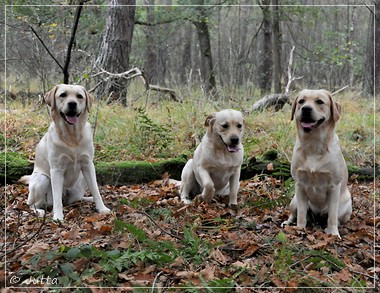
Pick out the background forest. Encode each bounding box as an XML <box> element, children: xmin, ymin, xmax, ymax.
<box><xmin>1</xmin><ymin>0</ymin><xmax>377</xmax><ymax>99</ymax></box>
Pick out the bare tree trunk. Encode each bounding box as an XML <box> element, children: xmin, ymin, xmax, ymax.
<box><xmin>272</xmin><ymin>0</ymin><xmax>281</xmax><ymax>92</ymax></box>
<box><xmin>257</xmin><ymin>0</ymin><xmax>272</xmax><ymax>94</ymax></box>
<box><xmin>144</xmin><ymin>0</ymin><xmax>158</xmax><ymax>84</ymax></box>
<box><xmin>375</xmin><ymin>1</ymin><xmax>380</xmax><ymax>95</ymax></box>
<box><xmin>236</xmin><ymin>3</ymin><xmax>250</xmax><ymax>85</ymax></box>
<box><xmin>95</xmin><ymin>0</ymin><xmax>136</xmax><ymax>104</ymax></box>
<box><xmin>192</xmin><ymin>5</ymin><xmax>217</xmax><ymax>96</ymax></box>
<box><xmin>179</xmin><ymin>23</ymin><xmax>193</xmax><ymax>84</ymax></box>
<box><xmin>364</xmin><ymin>5</ymin><xmax>374</xmax><ymax>95</ymax></box>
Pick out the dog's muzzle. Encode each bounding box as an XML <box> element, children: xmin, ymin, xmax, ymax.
<box><xmin>60</xmin><ymin>102</ymin><xmax>81</xmax><ymax>125</ymax></box>
<box><xmin>220</xmin><ymin>135</ymin><xmax>241</xmax><ymax>153</ymax></box>
<box><xmin>300</xmin><ymin>106</ymin><xmax>325</xmax><ymax>132</ymax></box>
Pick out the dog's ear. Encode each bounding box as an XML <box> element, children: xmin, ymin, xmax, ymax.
<box><xmin>205</xmin><ymin>113</ymin><xmax>216</xmax><ymax>127</ymax></box>
<box><xmin>84</xmin><ymin>88</ymin><xmax>94</xmax><ymax>113</ymax></box>
<box><xmin>291</xmin><ymin>92</ymin><xmax>300</xmax><ymax>121</ymax></box>
<box><xmin>44</xmin><ymin>85</ymin><xmax>59</xmax><ymax>111</ymax></box>
<box><xmin>323</xmin><ymin>90</ymin><xmax>341</xmax><ymax>122</ymax></box>
<box><xmin>331</xmin><ymin>100</ymin><xmax>341</xmax><ymax>122</ymax></box>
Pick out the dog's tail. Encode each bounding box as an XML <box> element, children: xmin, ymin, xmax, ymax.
<box><xmin>18</xmin><ymin>175</ymin><xmax>31</xmax><ymax>185</ymax></box>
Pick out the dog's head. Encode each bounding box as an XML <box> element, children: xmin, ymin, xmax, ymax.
<box><xmin>291</xmin><ymin>89</ymin><xmax>341</xmax><ymax>133</ymax></box>
<box><xmin>205</xmin><ymin>109</ymin><xmax>244</xmax><ymax>152</ymax></box>
<box><xmin>44</xmin><ymin>84</ymin><xmax>93</xmax><ymax>125</ymax></box>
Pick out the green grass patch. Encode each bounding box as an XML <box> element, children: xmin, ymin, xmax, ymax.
<box><xmin>1</xmin><ymin>89</ymin><xmax>376</xmax><ymax>167</ymax></box>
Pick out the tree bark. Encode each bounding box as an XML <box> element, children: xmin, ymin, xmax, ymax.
<box><xmin>272</xmin><ymin>0</ymin><xmax>282</xmax><ymax>92</ymax></box>
<box><xmin>179</xmin><ymin>23</ymin><xmax>193</xmax><ymax>84</ymax></box>
<box><xmin>95</xmin><ymin>0</ymin><xmax>136</xmax><ymax>104</ymax></box>
<box><xmin>375</xmin><ymin>1</ymin><xmax>380</xmax><ymax>95</ymax></box>
<box><xmin>144</xmin><ymin>0</ymin><xmax>158</xmax><ymax>85</ymax></box>
<box><xmin>192</xmin><ymin>5</ymin><xmax>217</xmax><ymax>96</ymax></box>
<box><xmin>363</xmin><ymin>6</ymin><xmax>374</xmax><ymax>95</ymax></box>
<box><xmin>257</xmin><ymin>1</ymin><xmax>273</xmax><ymax>94</ymax></box>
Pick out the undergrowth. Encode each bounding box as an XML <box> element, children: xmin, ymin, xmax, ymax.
<box><xmin>1</xmin><ymin>88</ymin><xmax>377</xmax><ymax>167</ymax></box>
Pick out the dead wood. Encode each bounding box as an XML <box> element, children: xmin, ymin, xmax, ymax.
<box><xmin>91</xmin><ymin>67</ymin><xmax>182</xmax><ymax>102</ymax></box>
<box><xmin>252</xmin><ymin>93</ymin><xmax>290</xmax><ymax>112</ymax></box>
<box><xmin>252</xmin><ymin>46</ymin><xmax>302</xmax><ymax>112</ymax></box>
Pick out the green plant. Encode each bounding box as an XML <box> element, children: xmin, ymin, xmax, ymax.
<box><xmin>133</xmin><ymin>107</ymin><xmax>174</xmax><ymax>157</ymax></box>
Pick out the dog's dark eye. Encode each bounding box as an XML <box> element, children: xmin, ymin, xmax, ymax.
<box><xmin>77</xmin><ymin>94</ymin><xmax>84</xmax><ymax>99</ymax></box>
<box><xmin>59</xmin><ymin>93</ymin><xmax>67</xmax><ymax>98</ymax></box>
<box><xmin>298</xmin><ymin>99</ymin><xmax>305</xmax><ymax>104</ymax></box>
<box><xmin>222</xmin><ymin>124</ymin><xmax>229</xmax><ymax>129</ymax></box>
<box><xmin>237</xmin><ymin>124</ymin><xmax>242</xmax><ymax>129</ymax></box>
<box><xmin>316</xmin><ymin>99</ymin><xmax>324</xmax><ymax>105</ymax></box>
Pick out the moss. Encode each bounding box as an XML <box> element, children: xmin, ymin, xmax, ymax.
<box><xmin>261</xmin><ymin>149</ymin><xmax>278</xmax><ymax>161</ymax></box>
<box><xmin>95</xmin><ymin>157</ymin><xmax>187</xmax><ymax>185</ymax></box>
<box><xmin>0</xmin><ymin>152</ymin><xmax>33</xmax><ymax>184</ymax></box>
<box><xmin>2</xmin><ymin>152</ymin><xmax>376</xmax><ymax>185</ymax></box>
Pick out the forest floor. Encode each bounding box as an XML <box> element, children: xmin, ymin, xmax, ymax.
<box><xmin>1</xmin><ymin>176</ymin><xmax>379</xmax><ymax>292</ymax></box>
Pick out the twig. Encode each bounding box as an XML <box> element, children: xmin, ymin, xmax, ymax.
<box><xmin>290</xmin><ymin>254</ymin><xmax>343</xmax><ymax>270</ymax></box>
<box><xmin>0</xmin><ymin>210</ymin><xmax>47</xmax><ymax>259</ymax></box>
<box><xmin>285</xmin><ymin>46</ymin><xmax>303</xmax><ymax>96</ymax></box>
<box><xmin>136</xmin><ymin>211</ymin><xmax>182</xmax><ymax>242</ymax></box>
<box><xmin>331</xmin><ymin>85</ymin><xmax>349</xmax><ymax>96</ymax></box>
<box><xmin>92</xmin><ymin>67</ymin><xmax>182</xmax><ymax>102</ymax></box>
<box><xmin>151</xmin><ymin>271</ymin><xmax>163</xmax><ymax>293</ymax></box>
<box><xmin>29</xmin><ymin>25</ymin><xmax>63</xmax><ymax>71</ymax></box>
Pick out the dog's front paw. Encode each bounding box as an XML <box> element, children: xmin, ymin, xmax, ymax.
<box><xmin>98</xmin><ymin>206</ymin><xmax>111</xmax><ymax>214</ymax></box>
<box><xmin>53</xmin><ymin>212</ymin><xmax>64</xmax><ymax>222</ymax></box>
<box><xmin>193</xmin><ymin>194</ymin><xmax>204</xmax><ymax>205</ymax></box>
<box><xmin>181</xmin><ymin>198</ymin><xmax>192</xmax><ymax>205</ymax></box>
<box><xmin>281</xmin><ymin>220</ymin><xmax>290</xmax><ymax>228</ymax></box>
<box><xmin>325</xmin><ymin>227</ymin><xmax>341</xmax><ymax>239</ymax></box>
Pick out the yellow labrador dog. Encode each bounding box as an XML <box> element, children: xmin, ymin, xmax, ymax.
<box><xmin>180</xmin><ymin>109</ymin><xmax>244</xmax><ymax>205</ymax></box>
<box><xmin>282</xmin><ymin>89</ymin><xmax>352</xmax><ymax>238</ymax></box>
<box><xmin>19</xmin><ymin>84</ymin><xmax>110</xmax><ymax>221</ymax></box>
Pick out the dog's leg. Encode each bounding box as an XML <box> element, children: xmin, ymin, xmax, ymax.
<box><xmin>325</xmin><ymin>185</ymin><xmax>341</xmax><ymax>237</ymax></box>
<box><xmin>228</xmin><ymin>170</ymin><xmax>240</xmax><ymax>206</ymax></box>
<box><xmin>50</xmin><ymin>170</ymin><xmax>65</xmax><ymax>221</ymax></box>
<box><xmin>281</xmin><ymin>195</ymin><xmax>297</xmax><ymax>227</ymax></box>
<box><xmin>295</xmin><ymin>185</ymin><xmax>308</xmax><ymax>229</ymax></box>
<box><xmin>81</xmin><ymin>162</ymin><xmax>111</xmax><ymax>214</ymax></box>
<box><xmin>27</xmin><ymin>173</ymin><xmax>50</xmax><ymax>207</ymax></box>
<box><xmin>180</xmin><ymin>159</ymin><xmax>196</xmax><ymax>204</ymax></box>
<box><xmin>338</xmin><ymin>188</ymin><xmax>352</xmax><ymax>225</ymax></box>
<box><xmin>197</xmin><ymin>167</ymin><xmax>215</xmax><ymax>203</ymax></box>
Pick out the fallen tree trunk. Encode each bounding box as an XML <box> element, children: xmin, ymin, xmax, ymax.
<box><xmin>251</xmin><ymin>93</ymin><xmax>290</xmax><ymax>112</ymax></box>
<box><xmin>1</xmin><ymin>152</ymin><xmax>377</xmax><ymax>186</ymax></box>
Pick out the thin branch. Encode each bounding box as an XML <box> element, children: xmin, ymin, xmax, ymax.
<box><xmin>136</xmin><ymin>211</ymin><xmax>182</xmax><ymax>242</ymax></box>
<box><xmin>151</xmin><ymin>271</ymin><xmax>164</xmax><ymax>293</ymax></box>
<box><xmin>63</xmin><ymin>1</ymin><xmax>85</xmax><ymax>84</ymax></box>
<box><xmin>29</xmin><ymin>25</ymin><xmax>63</xmax><ymax>71</ymax></box>
<box><xmin>331</xmin><ymin>85</ymin><xmax>349</xmax><ymax>96</ymax></box>
<box><xmin>285</xmin><ymin>46</ymin><xmax>303</xmax><ymax>96</ymax></box>
<box><xmin>0</xmin><ymin>210</ymin><xmax>47</xmax><ymax>260</ymax></box>
<box><xmin>92</xmin><ymin>67</ymin><xmax>182</xmax><ymax>102</ymax></box>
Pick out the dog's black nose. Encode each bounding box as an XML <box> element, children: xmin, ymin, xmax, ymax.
<box><xmin>301</xmin><ymin>105</ymin><xmax>312</xmax><ymax>114</ymax></box>
<box><xmin>68</xmin><ymin>102</ymin><xmax>77</xmax><ymax>110</ymax></box>
<box><xmin>230</xmin><ymin>136</ymin><xmax>239</xmax><ymax>145</ymax></box>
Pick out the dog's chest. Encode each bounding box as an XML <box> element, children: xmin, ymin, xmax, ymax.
<box><xmin>50</xmin><ymin>138</ymin><xmax>93</xmax><ymax>185</ymax></box>
<box><xmin>295</xmin><ymin>155</ymin><xmax>333</xmax><ymax>183</ymax></box>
